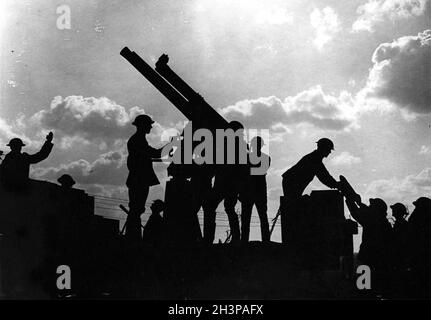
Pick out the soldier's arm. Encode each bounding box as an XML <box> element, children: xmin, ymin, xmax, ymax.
<box><xmin>346</xmin><ymin>198</ymin><xmax>369</xmax><ymax>226</ymax></box>
<box><xmin>128</xmin><ymin>137</ymin><xmax>162</xmax><ymax>158</ymax></box>
<box><xmin>346</xmin><ymin>198</ymin><xmax>363</xmax><ymax>225</ymax></box>
<box><xmin>316</xmin><ymin>163</ymin><xmax>338</xmax><ymax>189</ymax></box>
<box><xmin>27</xmin><ymin>134</ymin><xmax>54</xmax><ymax>164</ymax></box>
<box><xmin>148</xmin><ymin>145</ymin><xmax>163</xmax><ymax>158</ymax></box>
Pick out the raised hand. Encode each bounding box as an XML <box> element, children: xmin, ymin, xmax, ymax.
<box><xmin>46</xmin><ymin>131</ymin><xmax>54</xmax><ymax>142</ymax></box>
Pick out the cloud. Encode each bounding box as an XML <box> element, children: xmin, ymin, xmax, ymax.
<box><xmin>330</xmin><ymin>151</ymin><xmax>362</xmax><ymax>166</ymax></box>
<box><xmin>255</xmin><ymin>8</ymin><xmax>293</xmax><ymax>26</ymax></box>
<box><xmin>419</xmin><ymin>145</ymin><xmax>431</xmax><ymax>154</ymax></box>
<box><xmin>362</xmin><ymin>30</ymin><xmax>431</xmax><ymax>114</ymax></box>
<box><xmin>32</xmin><ymin>150</ymin><xmax>127</xmax><ymax>186</ymax></box>
<box><xmin>194</xmin><ymin>0</ymin><xmax>294</xmax><ymax>26</ymax></box>
<box><xmin>0</xmin><ymin>115</ymin><xmax>39</xmax><ymax>150</ymax></box>
<box><xmin>352</xmin><ymin>0</ymin><xmax>428</xmax><ymax>32</ymax></box>
<box><xmin>310</xmin><ymin>7</ymin><xmax>340</xmax><ymax>50</ymax></box>
<box><xmin>32</xmin><ymin>147</ymin><xmax>168</xmax><ymax>191</ymax></box>
<box><xmin>27</xmin><ymin>95</ymin><xmax>180</xmax><ymax>152</ymax></box>
<box><xmin>30</xmin><ymin>95</ymin><xmax>146</xmax><ymax>147</ymax></box>
<box><xmin>0</xmin><ymin>117</ymin><xmax>16</xmax><ymax>144</ymax></box>
<box><xmin>365</xmin><ymin>168</ymin><xmax>431</xmax><ymax>204</ymax></box>
<box><xmin>219</xmin><ymin>85</ymin><xmax>358</xmax><ymax>131</ymax></box>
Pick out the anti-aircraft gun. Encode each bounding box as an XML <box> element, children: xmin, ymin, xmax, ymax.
<box><xmin>120</xmin><ymin>47</ymin><xmax>237</xmax><ymax>244</ymax></box>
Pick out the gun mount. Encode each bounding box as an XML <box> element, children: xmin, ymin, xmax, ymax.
<box><xmin>120</xmin><ymin>48</ymin><xmax>235</xmax><ymax>178</ymax></box>
<box><xmin>120</xmin><ymin>47</ymin><xmax>237</xmax><ymax>245</ymax></box>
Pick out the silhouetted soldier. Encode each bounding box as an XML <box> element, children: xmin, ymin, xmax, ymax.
<box><xmin>142</xmin><ymin>199</ymin><xmax>165</xmax><ymax>248</ymax></box>
<box><xmin>241</xmin><ymin>136</ymin><xmax>271</xmax><ymax>243</ymax></box>
<box><xmin>0</xmin><ymin>132</ymin><xmax>54</xmax><ymax>191</ymax></box>
<box><xmin>390</xmin><ymin>203</ymin><xmax>409</xmax><ymax>271</ymax></box>
<box><xmin>57</xmin><ymin>174</ymin><xmax>76</xmax><ymax>188</ymax></box>
<box><xmin>407</xmin><ymin>197</ymin><xmax>430</xmax><ymax>298</ymax></box>
<box><xmin>126</xmin><ymin>114</ymin><xmax>166</xmax><ymax>242</ymax></box>
<box><xmin>280</xmin><ymin>138</ymin><xmax>339</xmax><ymax>246</ymax></box>
<box><xmin>203</xmin><ymin>121</ymin><xmax>247</xmax><ymax>244</ymax></box>
<box><xmin>346</xmin><ymin>196</ymin><xmax>392</xmax><ymax>295</ymax></box>
<box><xmin>281</xmin><ymin>138</ymin><xmax>339</xmax><ymax>200</ymax></box>
<box><xmin>190</xmin><ymin>164</ymin><xmax>214</xmax><ymax>242</ymax></box>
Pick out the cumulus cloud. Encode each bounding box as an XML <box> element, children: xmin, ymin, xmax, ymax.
<box><xmin>32</xmin><ymin>147</ymin><xmax>168</xmax><ymax>189</ymax></box>
<box><xmin>365</xmin><ymin>168</ymin><xmax>431</xmax><ymax>204</ymax></box>
<box><xmin>30</xmin><ymin>95</ymin><xmax>147</xmax><ymax>147</ymax></box>
<box><xmin>219</xmin><ymin>85</ymin><xmax>358</xmax><ymax>132</ymax></box>
<box><xmin>362</xmin><ymin>30</ymin><xmax>431</xmax><ymax>114</ymax></box>
<box><xmin>32</xmin><ymin>150</ymin><xmax>128</xmax><ymax>186</ymax></box>
<box><xmin>419</xmin><ymin>145</ymin><xmax>431</xmax><ymax>154</ymax></box>
<box><xmin>310</xmin><ymin>7</ymin><xmax>340</xmax><ymax>50</ymax></box>
<box><xmin>0</xmin><ymin>117</ymin><xmax>16</xmax><ymax>145</ymax></box>
<box><xmin>0</xmin><ymin>115</ymin><xmax>41</xmax><ymax>150</ymax></box>
<box><xmin>330</xmin><ymin>151</ymin><xmax>362</xmax><ymax>166</ymax></box>
<box><xmin>352</xmin><ymin>0</ymin><xmax>428</xmax><ymax>32</ymax></box>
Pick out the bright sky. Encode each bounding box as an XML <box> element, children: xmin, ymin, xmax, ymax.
<box><xmin>1</xmin><ymin>0</ymin><xmax>430</xmax><ymax>244</ymax></box>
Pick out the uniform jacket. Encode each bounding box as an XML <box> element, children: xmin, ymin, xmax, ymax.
<box><xmin>282</xmin><ymin>150</ymin><xmax>337</xmax><ymax>195</ymax></box>
<box><xmin>126</xmin><ymin>133</ymin><xmax>161</xmax><ymax>188</ymax></box>
<box><xmin>0</xmin><ymin>140</ymin><xmax>53</xmax><ymax>188</ymax></box>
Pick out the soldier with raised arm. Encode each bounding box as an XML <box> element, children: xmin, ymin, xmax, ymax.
<box><xmin>0</xmin><ymin>132</ymin><xmax>54</xmax><ymax>190</ymax></box>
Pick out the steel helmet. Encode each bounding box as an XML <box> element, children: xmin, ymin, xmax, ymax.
<box><xmin>413</xmin><ymin>197</ymin><xmax>431</xmax><ymax>209</ymax></box>
<box><xmin>7</xmin><ymin>138</ymin><xmax>26</xmax><ymax>148</ymax></box>
<box><xmin>316</xmin><ymin>138</ymin><xmax>334</xmax><ymax>151</ymax></box>
<box><xmin>227</xmin><ymin>120</ymin><xmax>244</xmax><ymax>131</ymax></box>
<box><xmin>151</xmin><ymin>199</ymin><xmax>165</xmax><ymax>212</ymax></box>
<box><xmin>57</xmin><ymin>174</ymin><xmax>76</xmax><ymax>188</ymax></box>
<box><xmin>370</xmin><ymin>198</ymin><xmax>387</xmax><ymax>213</ymax></box>
<box><xmin>251</xmin><ymin>136</ymin><xmax>265</xmax><ymax>147</ymax></box>
<box><xmin>132</xmin><ymin>114</ymin><xmax>155</xmax><ymax>127</ymax></box>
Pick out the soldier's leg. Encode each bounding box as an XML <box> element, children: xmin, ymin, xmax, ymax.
<box><xmin>224</xmin><ymin>193</ymin><xmax>240</xmax><ymax>242</ymax></box>
<box><xmin>256</xmin><ymin>194</ymin><xmax>270</xmax><ymax>242</ymax></box>
<box><xmin>240</xmin><ymin>200</ymin><xmax>253</xmax><ymax>243</ymax></box>
<box><xmin>190</xmin><ymin>176</ymin><xmax>213</xmax><ymax>241</ymax></box>
<box><xmin>126</xmin><ymin>186</ymin><xmax>149</xmax><ymax>242</ymax></box>
<box><xmin>203</xmin><ymin>187</ymin><xmax>223</xmax><ymax>244</ymax></box>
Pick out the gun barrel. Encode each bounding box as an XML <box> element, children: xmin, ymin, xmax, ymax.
<box><xmin>120</xmin><ymin>47</ymin><xmax>193</xmax><ymax>120</ymax></box>
<box><xmin>155</xmin><ymin>54</ymin><xmax>228</xmax><ymax>129</ymax></box>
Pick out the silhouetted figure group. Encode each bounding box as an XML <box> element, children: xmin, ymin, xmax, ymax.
<box><xmin>346</xmin><ymin>195</ymin><xmax>430</xmax><ymax>298</ymax></box>
<box><xmin>1</xmin><ymin>108</ymin><xmax>428</xmax><ymax>300</ymax></box>
<box><xmin>124</xmin><ymin>114</ymin><xmax>272</xmax><ymax>246</ymax></box>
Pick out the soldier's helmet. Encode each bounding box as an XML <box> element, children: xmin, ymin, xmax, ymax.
<box><xmin>316</xmin><ymin>138</ymin><xmax>334</xmax><ymax>151</ymax></box>
<box><xmin>151</xmin><ymin>199</ymin><xmax>165</xmax><ymax>212</ymax></box>
<box><xmin>413</xmin><ymin>197</ymin><xmax>431</xmax><ymax>209</ymax></box>
<box><xmin>251</xmin><ymin>136</ymin><xmax>265</xmax><ymax>148</ymax></box>
<box><xmin>370</xmin><ymin>198</ymin><xmax>388</xmax><ymax>213</ymax></box>
<box><xmin>390</xmin><ymin>203</ymin><xmax>408</xmax><ymax>218</ymax></box>
<box><xmin>57</xmin><ymin>174</ymin><xmax>76</xmax><ymax>188</ymax></box>
<box><xmin>228</xmin><ymin>120</ymin><xmax>244</xmax><ymax>131</ymax></box>
<box><xmin>7</xmin><ymin>138</ymin><xmax>26</xmax><ymax>148</ymax></box>
<box><xmin>132</xmin><ymin>114</ymin><xmax>155</xmax><ymax>127</ymax></box>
